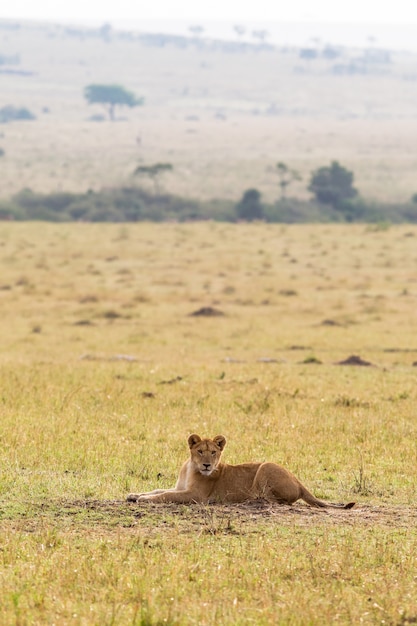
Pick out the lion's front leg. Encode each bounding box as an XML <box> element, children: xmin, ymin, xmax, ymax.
<box><xmin>128</xmin><ymin>490</ymin><xmax>206</xmax><ymax>504</ymax></box>
<box><xmin>126</xmin><ymin>488</ymin><xmax>177</xmax><ymax>502</ymax></box>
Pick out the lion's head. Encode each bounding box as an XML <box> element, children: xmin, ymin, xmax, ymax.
<box><xmin>188</xmin><ymin>434</ymin><xmax>226</xmax><ymax>477</ymax></box>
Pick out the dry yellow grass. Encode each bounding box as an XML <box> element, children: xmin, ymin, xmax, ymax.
<box><xmin>1</xmin><ymin>221</ymin><xmax>416</xmax><ymax>363</ymax></box>
<box><xmin>1</xmin><ymin>222</ymin><xmax>417</xmax><ymax>624</ymax></box>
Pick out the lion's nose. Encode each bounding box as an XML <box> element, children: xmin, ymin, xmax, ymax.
<box><xmin>203</xmin><ymin>463</ymin><xmax>211</xmax><ymax>469</ymax></box>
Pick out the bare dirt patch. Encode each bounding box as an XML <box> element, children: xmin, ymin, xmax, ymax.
<box><xmin>3</xmin><ymin>499</ymin><xmax>416</xmax><ymax>539</ymax></box>
<box><xmin>48</xmin><ymin>499</ymin><xmax>417</xmax><ymax>530</ymax></box>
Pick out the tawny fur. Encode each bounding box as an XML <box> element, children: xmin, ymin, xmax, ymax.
<box><xmin>127</xmin><ymin>434</ymin><xmax>355</xmax><ymax>509</ymax></box>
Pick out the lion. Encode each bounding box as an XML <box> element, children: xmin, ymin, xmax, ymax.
<box><xmin>127</xmin><ymin>434</ymin><xmax>355</xmax><ymax>509</ymax></box>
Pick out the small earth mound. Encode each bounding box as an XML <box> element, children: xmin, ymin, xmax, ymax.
<box><xmin>321</xmin><ymin>319</ymin><xmax>341</xmax><ymax>326</ymax></box>
<box><xmin>336</xmin><ymin>355</ymin><xmax>374</xmax><ymax>366</ymax></box>
<box><xmin>74</xmin><ymin>319</ymin><xmax>94</xmax><ymax>326</ymax></box>
<box><xmin>189</xmin><ymin>306</ymin><xmax>225</xmax><ymax>317</ymax></box>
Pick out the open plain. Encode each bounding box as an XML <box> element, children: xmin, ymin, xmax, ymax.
<box><xmin>0</xmin><ymin>221</ymin><xmax>417</xmax><ymax>624</ymax></box>
<box><xmin>1</xmin><ymin>15</ymin><xmax>417</xmax><ymax>626</ymax></box>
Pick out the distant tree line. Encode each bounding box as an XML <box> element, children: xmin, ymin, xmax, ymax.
<box><xmin>1</xmin><ymin>149</ymin><xmax>416</xmax><ymax>222</ymax></box>
<box><xmin>235</xmin><ymin>161</ymin><xmax>417</xmax><ymax>223</ymax></box>
<box><xmin>1</xmin><ymin>173</ymin><xmax>417</xmax><ymax>224</ymax></box>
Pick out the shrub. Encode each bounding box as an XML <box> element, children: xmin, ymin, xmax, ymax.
<box><xmin>264</xmin><ymin>198</ymin><xmax>341</xmax><ymax>223</ymax></box>
<box><xmin>308</xmin><ymin>161</ymin><xmax>357</xmax><ymax>209</ymax></box>
<box><xmin>235</xmin><ymin>188</ymin><xmax>264</xmax><ymax>221</ymax></box>
<box><xmin>0</xmin><ymin>105</ymin><xmax>36</xmax><ymax>123</ymax></box>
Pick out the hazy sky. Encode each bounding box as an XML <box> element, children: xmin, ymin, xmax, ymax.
<box><xmin>2</xmin><ymin>0</ymin><xmax>417</xmax><ymax>24</ymax></box>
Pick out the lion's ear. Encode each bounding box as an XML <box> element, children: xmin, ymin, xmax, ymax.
<box><xmin>188</xmin><ymin>434</ymin><xmax>202</xmax><ymax>448</ymax></box>
<box><xmin>213</xmin><ymin>435</ymin><xmax>226</xmax><ymax>450</ymax></box>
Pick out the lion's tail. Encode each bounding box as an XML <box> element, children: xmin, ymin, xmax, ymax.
<box><xmin>300</xmin><ymin>486</ymin><xmax>356</xmax><ymax>510</ymax></box>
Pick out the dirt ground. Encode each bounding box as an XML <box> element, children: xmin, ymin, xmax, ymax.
<box><xmin>12</xmin><ymin>499</ymin><xmax>415</xmax><ymax>532</ymax></box>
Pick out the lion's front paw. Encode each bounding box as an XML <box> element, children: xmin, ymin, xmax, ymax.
<box><xmin>126</xmin><ymin>493</ymin><xmax>142</xmax><ymax>502</ymax></box>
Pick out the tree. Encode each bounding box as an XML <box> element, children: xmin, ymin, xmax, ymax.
<box><xmin>99</xmin><ymin>23</ymin><xmax>113</xmax><ymax>42</ymax></box>
<box><xmin>308</xmin><ymin>161</ymin><xmax>357</xmax><ymax>209</ymax></box>
<box><xmin>189</xmin><ymin>25</ymin><xmax>204</xmax><ymax>38</ymax></box>
<box><xmin>133</xmin><ymin>163</ymin><xmax>173</xmax><ymax>193</ymax></box>
<box><xmin>236</xmin><ymin>188</ymin><xmax>264</xmax><ymax>221</ymax></box>
<box><xmin>252</xmin><ymin>29</ymin><xmax>268</xmax><ymax>44</ymax></box>
<box><xmin>299</xmin><ymin>48</ymin><xmax>318</xmax><ymax>60</ymax></box>
<box><xmin>233</xmin><ymin>25</ymin><xmax>246</xmax><ymax>39</ymax></box>
<box><xmin>0</xmin><ymin>105</ymin><xmax>35</xmax><ymax>123</ymax></box>
<box><xmin>276</xmin><ymin>162</ymin><xmax>301</xmax><ymax>199</ymax></box>
<box><xmin>84</xmin><ymin>84</ymin><xmax>144</xmax><ymax>121</ymax></box>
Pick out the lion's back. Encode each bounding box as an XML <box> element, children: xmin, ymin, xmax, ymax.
<box><xmin>210</xmin><ymin>462</ymin><xmax>262</xmax><ymax>502</ymax></box>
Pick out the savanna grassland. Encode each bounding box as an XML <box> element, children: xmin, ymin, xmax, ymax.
<box><xmin>2</xmin><ymin>20</ymin><xmax>417</xmax><ymax>204</ymax></box>
<box><xmin>1</xmin><ymin>221</ymin><xmax>417</xmax><ymax>625</ymax></box>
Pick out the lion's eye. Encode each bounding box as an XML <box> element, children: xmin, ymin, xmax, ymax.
<box><xmin>198</xmin><ymin>450</ymin><xmax>203</xmax><ymax>455</ymax></box>
<box><xmin>211</xmin><ymin>451</ymin><xmax>216</xmax><ymax>455</ymax></box>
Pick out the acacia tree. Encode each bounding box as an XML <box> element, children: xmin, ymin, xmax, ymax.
<box><xmin>84</xmin><ymin>84</ymin><xmax>144</xmax><ymax>121</ymax></box>
<box><xmin>133</xmin><ymin>163</ymin><xmax>173</xmax><ymax>193</ymax></box>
